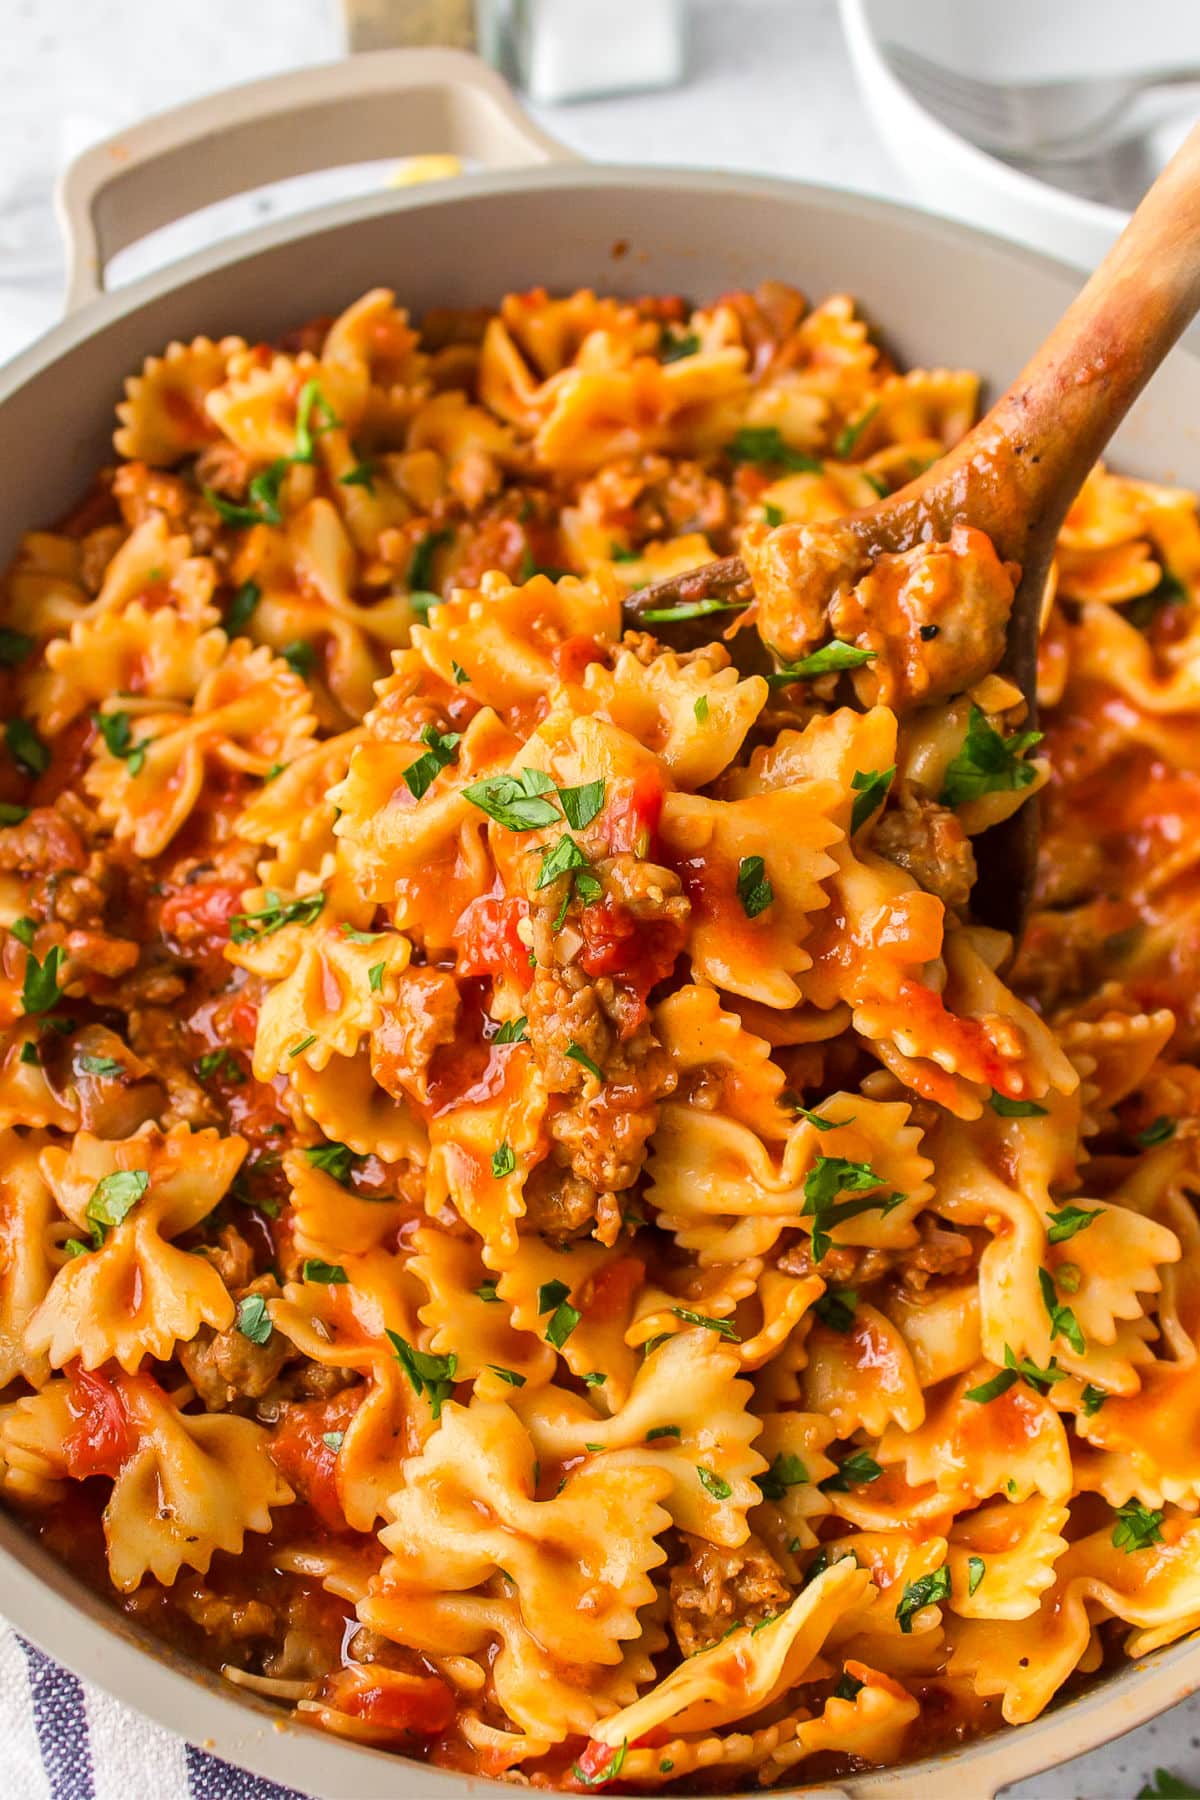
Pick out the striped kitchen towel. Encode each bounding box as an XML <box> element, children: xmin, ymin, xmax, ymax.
<box><xmin>0</xmin><ymin>1629</ymin><xmax>303</xmax><ymax>1800</ymax></box>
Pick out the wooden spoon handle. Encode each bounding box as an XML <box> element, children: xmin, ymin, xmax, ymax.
<box><xmin>924</xmin><ymin>118</ymin><xmax>1200</xmax><ymax>563</ymax></box>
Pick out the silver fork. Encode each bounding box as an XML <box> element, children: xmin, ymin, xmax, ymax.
<box><xmin>884</xmin><ymin>43</ymin><xmax>1200</xmax><ymax>162</ymax></box>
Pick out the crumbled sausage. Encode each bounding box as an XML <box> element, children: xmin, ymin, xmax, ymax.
<box><xmin>669</xmin><ymin>1532</ymin><xmax>793</xmax><ymax>1657</ymax></box>
<box><xmin>872</xmin><ymin>784</ymin><xmax>978</xmax><ymax>913</ymax></box>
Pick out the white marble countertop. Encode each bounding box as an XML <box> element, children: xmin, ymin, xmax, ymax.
<box><xmin>2</xmin><ymin>1</ymin><xmax>1200</xmax><ymax>1794</ymax></box>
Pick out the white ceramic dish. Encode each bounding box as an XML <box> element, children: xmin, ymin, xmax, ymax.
<box><xmin>839</xmin><ymin>0</ymin><xmax>1197</xmax><ymax>268</ymax></box>
<box><xmin>4</xmin><ymin>44</ymin><xmax>1200</xmax><ymax>1800</ymax></box>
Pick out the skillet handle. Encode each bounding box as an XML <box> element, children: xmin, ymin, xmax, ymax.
<box><xmin>56</xmin><ymin>47</ymin><xmax>573</xmax><ymax>312</ymax></box>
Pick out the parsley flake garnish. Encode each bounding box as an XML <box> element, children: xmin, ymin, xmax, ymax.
<box><xmin>1038</xmin><ymin>1266</ymin><xmax>1086</xmax><ymax>1354</ymax></box>
<box><xmin>229</xmin><ymin>888</ymin><xmax>324</xmax><ymax>944</ymax></box>
<box><xmin>1046</xmin><ymin>1204</ymin><xmax>1100</xmax><ymax>1244</ymax></box>
<box><xmin>728</xmin><ymin>426</ymin><xmax>823</xmax><ymax>472</ymax></box>
<box><xmin>85</xmin><ymin>1169</ymin><xmax>149</xmax><ymax>1244</ymax></box>
<box><xmin>302</xmin><ymin>1259</ymin><xmax>348</xmax><ymax>1285</ymax></box>
<box><xmin>895</xmin><ymin>1563</ymin><xmax>950</xmax><ymax>1632</ymax></box>
<box><xmin>1136</xmin><ymin>1115</ymin><xmax>1178</xmax><ymax>1148</ymax></box>
<box><xmin>566</xmin><ymin>1040</ymin><xmax>604</xmax><ymax>1083</ymax></box>
<box><xmin>671</xmin><ymin>1307</ymin><xmax>741</xmax><ymax>1341</ymax></box>
<box><xmin>491</xmin><ymin>1142</ymin><xmax>516</xmax><ymax>1179</ymax></box>
<box><xmin>850</xmin><ymin>765</ymin><xmax>894</xmax><ymax>834</ymax></box>
<box><xmin>225</xmin><ymin>580</ymin><xmax>261</xmax><ymax>636</ymax></box>
<box><xmin>834</xmin><ymin>402</ymin><xmax>879</xmax><ymax>459</ymax></box>
<box><xmin>492</xmin><ymin>1015</ymin><xmax>528</xmax><ymax>1044</ymax></box>
<box><xmin>402</xmin><ymin>724</ymin><xmax>461</xmax><ymax>800</ymax></box>
<box><xmin>1112</xmin><ymin>1499</ymin><xmax>1165</xmax><ymax>1553</ymax></box>
<box><xmin>304</xmin><ymin>1140</ymin><xmax>359</xmax><ymax>1186</ymax></box>
<box><xmin>813</xmin><ymin>1288</ymin><xmax>857</xmax><ymax>1332</ymax></box>
<box><xmin>0</xmin><ymin>628</ymin><xmax>34</xmax><ymax>665</ymax></box>
<box><xmin>697</xmin><ymin>1465</ymin><xmax>732</xmax><ymax>1499</ymax></box>
<box><xmin>967</xmin><ymin>1555</ymin><xmax>986</xmax><ymax>1596</ymax></box>
<box><xmin>7</xmin><ymin>717</ymin><xmax>48</xmax><ymax>777</ymax></box>
<box><xmin>463</xmin><ymin>768</ymin><xmax>561</xmax><ymax>832</ymax></box>
<box><xmin>821</xmin><ymin>1450</ymin><xmax>883</xmax><ymax>1494</ymax></box>
<box><xmin>757</xmin><ymin>1452</ymin><xmax>808</xmax><ymax>1500</ymax></box>
<box><xmin>21</xmin><ymin>944</ymin><xmax>64</xmax><ymax>1017</ymax></box>
<box><xmin>989</xmin><ymin>1091</ymin><xmax>1049</xmax><ymax>1117</ymax></box>
<box><xmin>736</xmin><ymin>854</ymin><xmax>774</xmax><ymax>918</ymax></box>
<box><xmin>941</xmin><ymin>705</ymin><xmax>1042</xmax><ymax>808</ymax></box>
<box><xmin>766</xmin><ymin>640</ymin><xmax>875</xmax><ymax>685</ymax></box>
<box><xmin>803</xmin><ymin>1155</ymin><xmax>900</xmax><ymax>1262</ymax></box>
<box><xmin>386</xmin><ymin>1329</ymin><xmax>458</xmax><ymax>1420</ymax></box>
<box><xmin>236</xmin><ymin>1294</ymin><xmax>273</xmax><ymax>1344</ymax></box>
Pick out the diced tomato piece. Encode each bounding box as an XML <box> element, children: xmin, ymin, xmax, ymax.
<box><xmin>340</xmin><ymin>1672</ymin><xmax>456</xmax><ymax>1737</ymax></box>
<box><xmin>159</xmin><ymin>881</ymin><xmax>245</xmax><ymax>955</ymax></box>
<box><xmin>579</xmin><ymin>897</ymin><xmax>685</xmax><ymax>1027</ymax></box>
<box><xmin>455</xmin><ymin>893</ymin><xmax>532</xmax><ymax>989</ymax></box>
<box><xmin>63</xmin><ymin>1365</ymin><xmax>137</xmax><ymax>1480</ymax></box>
<box><xmin>586</xmin><ymin>1256</ymin><xmax>645</xmax><ymax>1324</ymax></box>
<box><xmin>551</xmin><ymin>634</ymin><xmax>607</xmax><ymax>684</ymax></box>
<box><xmin>604</xmin><ymin>769</ymin><xmax>664</xmax><ymax>858</ymax></box>
<box><xmin>269</xmin><ymin>1390</ymin><xmax>361</xmax><ymax>1530</ymax></box>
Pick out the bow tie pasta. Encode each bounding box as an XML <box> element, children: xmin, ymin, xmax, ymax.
<box><xmin>0</xmin><ymin>276</ymin><xmax>1198</xmax><ymax>1793</ymax></box>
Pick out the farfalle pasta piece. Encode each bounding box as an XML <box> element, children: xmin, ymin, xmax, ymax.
<box><xmin>490</xmin><ymin>1235</ymin><xmax>643</xmax><ymax>1408</ymax></box>
<box><xmin>288</xmin><ymin>1052</ymin><xmax>427</xmax><ymax>1165</ymax></box>
<box><xmin>102</xmin><ymin>1372</ymin><xmax>292</xmax><ymax>1589</ymax></box>
<box><xmin>269</xmin><ymin>1249</ymin><xmax>429</xmax><ymax>1529</ymax></box>
<box><xmin>580</xmin><ymin>646</ymin><xmax>767</xmax><ymax>790</ymax></box>
<box><xmin>114</xmin><ymin>335</ymin><xmax>246</xmax><ymax>464</ymax></box>
<box><xmin>760</xmin><ymin>1666</ymin><xmax>921</xmax><ymax>1782</ymax></box>
<box><xmin>359</xmin><ymin>1584</ymin><xmax>658</xmax><ymax>1744</ymax></box>
<box><xmin>378</xmin><ymin>1397</ymin><xmax>672</xmax><ymax>1665</ymax></box>
<box><xmin>804</xmin><ymin>1302</ymin><xmax>925</xmax><ymax>1439</ymax></box>
<box><xmin>654</xmin><ymin>983</ymin><xmax>794</xmax><ymax>1139</ymax></box>
<box><xmin>0</xmin><ymin>1024</ymin><xmax>78</xmax><ymax>1132</ymax></box>
<box><xmin>877</xmin><ymin>1368</ymin><xmax>1073</xmax><ymax>1506</ymax></box>
<box><xmin>332</xmin><ymin>704</ymin><xmax>516</xmax><ymax>944</ymax></box>
<box><xmin>408</xmin><ymin>1225</ymin><xmax>556</xmax><ymax>1398</ymax></box>
<box><xmin>410</xmin><ymin>568</ymin><xmax>622</xmax><ymax>727</ymax></box>
<box><xmin>426</xmin><ymin>1041</ymin><xmax>548</xmax><ymax>1258</ymax></box>
<box><xmin>88</xmin><ymin>515</ymin><xmax>216</xmax><ymax>620</ymax></box>
<box><xmin>748</xmin><ymin>1410</ymin><xmax>838</xmax><ymax>1560</ymax></box>
<box><xmin>85</xmin><ymin>639</ymin><xmax>316</xmax><ymax>857</ymax></box>
<box><xmin>24</xmin><ymin>1124</ymin><xmax>244</xmax><ymax>1372</ymax></box>
<box><xmin>30</xmin><ymin>603</ymin><xmax>226</xmax><ymax>735</ymax></box>
<box><xmin>1</xmin><ymin>530</ymin><xmax>90</xmax><ymax>638</ymax></box>
<box><xmin>590</xmin><ymin>1556</ymin><xmax>870</xmax><ymax>1745</ymax></box>
<box><xmin>658</xmin><ymin>784</ymin><xmax>841</xmax><ymax>1007</ymax></box>
<box><xmin>0</xmin><ymin>1129</ymin><xmax>57</xmax><ymax>1389</ymax></box>
<box><xmin>514</xmin><ymin>1328</ymin><xmax>766</xmax><ymax>1546</ymax></box>
<box><xmin>284</xmin><ymin>1149</ymin><xmax>412</xmax><ymax>1262</ymax></box>
<box><xmin>239</xmin><ymin>919</ymin><xmax>412</xmax><ymax>1077</ymax></box>
<box><xmin>946</xmin><ymin>1496</ymin><xmax>1069</xmax><ymax>1621</ymax></box>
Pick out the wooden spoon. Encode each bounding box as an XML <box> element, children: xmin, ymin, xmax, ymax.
<box><xmin>626</xmin><ymin>122</ymin><xmax>1200</xmax><ymax>934</ymax></box>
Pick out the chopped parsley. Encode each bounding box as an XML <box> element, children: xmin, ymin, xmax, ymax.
<box><xmin>322</xmin><ymin>1430</ymin><xmax>345</xmax><ymax>1452</ymax></box>
<box><xmin>492</xmin><ymin>1016</ymin><xmax>528</xmax><ymax>1045</ymax></box>
<box><xmin>757</xmin><ymin>1452</ymin><xmax>808</xmax><ymax>1500</ymax></box>
<box><xmin>671</xmin><ymin>1307</ymin><xmax>740</xmax><ymax>1341</ymax></box>
<box><xmin>386</xmin><ymin>1329</ymin><xmax>458</xmax><ymax>1420</ymax></box>
<box><xmin>766</xmin><ymin>640</ymin><xmax>875</xmax><ymax>685</ymax></box>
<box><xmin>236</xmin><ymin>1294</ymin><xmax>273</xmax><ymax>1344</ymax></box>
<box><xmin>491</xmin><ymin>1142</ymin><xmax>516</xmax><ymax>1179</ymax></box>
<box><xmin>292</xmin><ymin>380</ymin><xmax>338</xmax><ymax>462</ymax></box>
<box><xmin>302</xmin><ymin>1259</ymin><xmax>348</xmax><ymax>1285</ymax></box>
<box><xmin>339</xmin><ymin>461</ymin><xmax>377</xmax><ymax>492</ymax></box>
<box><xmin>10</xmin><ymin>916</ymin><xmax>34</xmax><ymax>948</ymax></box>
<box><xmin>558</xmin><ymin>779</ymin><xmax>605</xmax><ymax>829</ymax></box>
<box><xmin>7</xmin><ymin>717</ymin><xmax>49</xmax><ymax>776</ymax></box>
<box><xmin>834</xmin><ymin>403</ymin><xmax>879</xmax><ymax>459</ymax></box>
<box><xmin>941</xmin><ymin>706</ymin><xmax>1042</xmax><ymax>808</ymax></box>
<box><xmin>475</xmin><ymin>1279</ymin><xmax>500</xmax><ymax>1304</ymax></box>
<box><xmin>488</xmin><ymin>1365</ymin><xmax>526</xmax><ymax>1387</ymax></box>
<box><xmin>1038</xmin><ymin>1266</ymin><xmax>1086</xmax><ymax>1354</ymax></box>
<box><xmin>229</xmin><ymin>888</ymin><xmax>324</xmax><ymax>943</ymax></box>
<box><xmin>94</xmin><ymin>709</ymin><xmax>147</xmax><ymax>776</ymax></box>
<box><xmin>834</xmin><ymin>1672</ymin><xmax>865</xmax><ymax>1701</ymax></box>
<box><xmin>640</xmin><ymin>595</ymin><xmax>749</xmax><ymax>625</ymax></box>
<box><xmin>1136</xmin><ymin>1116</ymin><xmax>1178</xmax><ymax>1148</ymax></box>
<box><xmin>281</xmin><ymin>639</ymin><xmax>315</xmax><ymax>680</ymax></box>
<box><xmin>225</xmin><ymin>580</ymin><xmax>261</xmax><ymax>636</ymax></box>
<box><xmin>304</xmin><ymin>1141</ymin><xmax>360</xmax><ymax>1186</ymax></box>
<box><xmin>727</xmin><ymin>426</ymin><xmax>823</xmax><ymax>473</ymax></box>
<box><xmin>566</xmin><ymin>1040</ymin><xmax>604</xmax><ymax>1083</ymax></box>
<box><xmin>1046</xmin><ymin>1204</ymin><xmax>1100</xmax><ymax>1244</ymax></box>
<box><xmin>694</xmin><ymin>694</ymin><xmax>709</xmax><ymax>722</ymax></box>
<box><xmin>646</xmin><ymin>1425</ymin><xmax>681</xmax><ymax>1442</ymax></box>
<box><xmin>821</xmin><ymin>1450</ymin><xmax>883</xmax><ymax>1494</ymax></box>
<box><xmin>0</xmin><ymin>802</ymin><xmax>29</xmax><ymax>825</ymax></box>
<box><xmin>849</xmin><ymin>765</ymin><xmax>894</xmax><ymax>834</ymax></box>
<box><xmin>736</xmin><ymin>854</ymin><xmax>774</xmax><ymax>918</ymax></box>
<box><xmin>368</xmin><ymin>960</ymin><xmax>385</xmax><ymax>992</ymax></box>
<box><xmin>0</xmin><ymin>628</ymin><xmax>34</xmax><ymax>665</ymax></box>
<box><xmin>967</xmin><ymin>1556</ymin><xmax>986</xmax><ymax>1597</ymax></box>
<box><xmin>570</xmin><ymin>1740</ymin><xmax>628</xmax><ymax>1788</ymax></box>
<box><xmin>21</xmin><ymin>944</ymin><xmax>64</xmax><ymax>1016</ymax></box>
<box><xmin>451</xmin><ymin>659</ymin><xmax>469</xmax><ymax>684</ymax></box>
<box><xmin>195</xmin><ymin>1048</ymin><xmax>244</xmax><ymax>1085</ymax></box>
<box><xmin>895</xmin><ymin>1563</ymin><xmax>950</xmax><ymax>1632</ymax></box>
<box><xmin>989</xmin><ymin>1092</ymin><xmax>1049</xmax><ymax>1117</ymax></box>
<box><xmin>85</xmin><ymin>1169</ymin><xmax>149</xmax><ymax>1243</ymax></box>
<box><xmin>697</xmin><ymin>1465</ymin><xmax>732</xmax><ymax>1500</ymax></box>
<box><xmin>1081</xmin><ymin>1383</ymin><xmax>1108</xmax><ymax>1416</ymax></box>
<box><xmin>813</xmin><ymin>1288</ymin><xmax>857</xmax><ymax>1333</ymax></box>
<box><xmin>659</xmin><ymin>329</ymin><xmax>700</xmax><ymax>363</ymax></box>
<box><xmin>463</xmin><ymin>768</ymin><xmax>561</xmax><ymax>832</ymax></box>
<box><xmin>409</xmin><ymin>527</ymin><xmax>453</xmax><ymax>597</ymax></box>
<box><xmin>1112</xmin><ymin>1499</ymin><xmax>1165</xmax><ymax>1554</ymax></box>
<box><xmin>402</xmin><ymin>724</ymin><xmax>461</xmax><ymax>800</ymax></box>
<box><xmin>763</xmin><ymin>503</ymin><xmax>784</xmax><ymax>527</ymax></box>
<box><xmin>966</xmin><ymin>1343</ymin><xmax>1066</xmax><ymax>1403</ymax></box>
<box><xmin>803</xmin><ymin>1155</ymin><xmax>901</xmax><ymax>1262</ymax></box>
<box><xmin>289</xmin><ymin>1034</ymin><xmax>316</xmax><ymax>1058</ymax></box>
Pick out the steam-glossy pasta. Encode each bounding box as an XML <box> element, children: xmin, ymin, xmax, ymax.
<box><xmin>1</xmin><ymin>279</ymin><xmax>1198</xmax><ymax>1791</ymax></box>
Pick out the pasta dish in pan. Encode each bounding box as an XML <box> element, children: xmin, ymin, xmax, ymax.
<box><xmin>1</xmin><ymin>282</ymin><xmax>1198</xmax><ymax>1791</ymax></box>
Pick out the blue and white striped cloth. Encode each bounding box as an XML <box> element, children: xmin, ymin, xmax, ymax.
<box><xmin>1</xmin><ymin>1629</ymin><xmax>301</xmax><ymax>1800</ymax></box>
